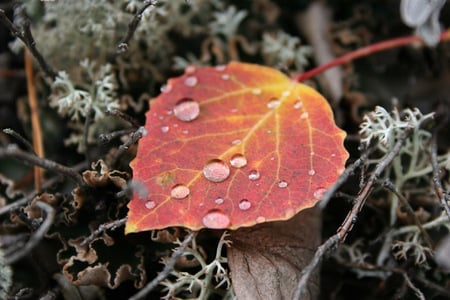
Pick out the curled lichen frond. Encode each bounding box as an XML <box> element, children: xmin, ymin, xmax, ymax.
<box><xmin>50</xmin><ymin>59</ymin><xmax>119</xmax><ymax>121</ymax></box>
<box><xmin>359</xmin><ymin>106</ymin><xmax>434</xmax><ymax>152</ymax></box>
<box><xmin>392</xmin><ymin>232</ymin><xmax>433</xmax><ymax>266</ymax></box>
<box><xmin>262</xmin><ymin>31</ymin><xmax>312</xmax><ymax>70</ymax></box>
<box><xmin>160</xmin><ymin>231</ymin><xmax>232</xmax><ymax>299</ymax></box>
<box><xmin>208</xmin><ymin>5</ymin><xmax>248</xmax><ymax>38</ymax></box>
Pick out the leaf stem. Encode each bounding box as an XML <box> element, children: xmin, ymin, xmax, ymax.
<box><xmin>294</xmin><ymin>29</ymin><xmax>450</xmax><ymax>82</ymax></box>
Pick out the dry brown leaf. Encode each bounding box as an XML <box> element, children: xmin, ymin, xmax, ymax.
<box><xmin>228</xmin><ymin>207</ymin><xmax>321</xmax><ymax>300</ymax></box>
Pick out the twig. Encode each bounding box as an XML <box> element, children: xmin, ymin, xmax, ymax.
<box><xmin>294</xmin><ymin>29</ymin><xmax>450</xmax><ymax>82</ymax></box>
<box><xmin>0</xmin><ymin>144</ymin><xmax>84</xmax><ymax>186</ymax></box>
<box><xmin>5</xmin><ymin>201</ymin><xmax>55</xmax><ymax>264</ymax></box>
<box><xmin>2</xmin><ymin>128</ymin><xmax>35</xmax><ymax>153</ymax></box>
<box><xmin>129</xmin><ymin>232</ymin><xmax>196</xmax><ymax>300</ymax></box>
<box><xmin>80</xmin><ymin>217</ymin><xmax>127</xmax><ymax>246</ymax></box>
<box><xmin>430</xmin><ymin>134</ymin><xmax>450</xmax><ymax>220</ymax></box>
<box><xmin>25</xmin><ymin>49</ymin><xmax>45</xmax><ymax>191</ymax></box>
<box><xmin>383</xmin><ymin>179</ymin><xmax>434</xmax><ymax>248</ymax></box>
<box><xmin>106</xmin><ymin>109</ymin><xmax>141</xmax><ymax>128</ymax></box>
<box><xmin>114</xmin><ymin>0</ymin><xmax>157</xmax><ymax>56</ymax></box>
<box><xmin>99</xmin><ymin>128</ymin><xmax>137</xmax><ymax>144</ymax></box>
<box><xmin>293</xmin><ymin>234</ymin><xmax>340</xmax><ymax>299</ymax></box>
<box><xmin>317</xmin><ymin>148</ymin><xmax>373</xmax><ymax>210</ymax></box>
<box><xmin>83</xmin><ymin>108</ymin><xmax>94</xmax><ymax>164</ymax></box>
<box><xmin>337</xmin><ymin>127</ymin><xmax>414</xmax><ymax>241</ymax></box>
<box><xmin>111</xmin><ymin>126</ymin><xmax>145</xmax><ymax>167</ymax></box>
<box><xmin>0</xmin><ymin>8</ymin><xmax>57</xmax><ymax>79</ymax></box>
<box><xmin>413</xmin><ymin>273</ymin><xmax>450</xmax><ymax>298</ymax></box>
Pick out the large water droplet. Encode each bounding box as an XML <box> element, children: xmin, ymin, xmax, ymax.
<box><xmin>267</xmin><ymin>98</ymin><xmax>280</xmax><ymax>109</ymax></box>
<box><xmin>230</xmin><ymin>154</ymin><xmax>247</xmax><ymax>168</ymax></box>
<box><xmin>184</xmin><ymin>76</ymin><xmax>198</xmax><ymax>87</ymax></box>
<box><xmin>313</xmin><ymin>188</ymin><xmax>327</xmax><ymax>199</ymax></box>
<box><xmin>248</xmin><ymin>170</ymin><xmax>260</xmax><ymax>181</ymax></box>
<box><xmin>203</xmin><ymin>159</ymin><xmax>230</xmax><ymax>182</ymax></box>
<box><xmin>215</xmin><ymin>197</ymin><xmax>224</xmax><ymax>205</ymax></box>
<box><xmin>278</xmin><ymin>180</ymin><xmax>288</xmax><ymax>188</ymax></box>
<box><xmin>171</xmin><ymin>184</ymin><xmax>190</xmax><ymax>199</ymax></box>
<box><xmin>160</xmin><ymin>84</ymin><xmax>172</xmax><ymax>94</ymax></box>
<box><xmin>308</xmin><ymin>169</ymin><xmax>315</xmax><ymax>176</ymax></box>
<box><xmin>239</xmin><ymin>199</ymin><xmax>251</xmax><ymax>210</ymax></box>
<box><xmin>202</xmin><ymin>210</ymin><xmax>231</xmax><ymax>229</ymax></box>
<box><xmin>173</xmin><ymin>98</ymin><xmax>200</xmax><ymax>122</ymax></box>
<box><xmin>145</xmin><ymin>201</ymin><xmax>156</xmax><ymax>209</ymax></box>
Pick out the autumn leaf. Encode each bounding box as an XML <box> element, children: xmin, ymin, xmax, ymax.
<box><xmin>125</xmin><ymin>62</ymin><xmax>348</xmax><ymax>233</ymax></box>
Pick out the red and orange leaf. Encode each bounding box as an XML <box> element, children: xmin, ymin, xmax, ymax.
<box><xmin>125</xmin><ymin>62</ymin><xmax>348</xmax><ymax>233</ymax></box>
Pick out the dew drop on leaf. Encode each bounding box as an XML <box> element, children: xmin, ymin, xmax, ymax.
<box><xmin>170</xmin><ymin>184</ymin><xmax>190</xmax><ymax>199</ymax></box>
<box><xmin>267</xmin><ymin>98</ymin><xmax>281</xmax><ymax>109</ymax></box>
<box><xmin>300</xmin><ymin>112</ymin><xmax>309</xmax><ymax>119</ymax></box>
<box><xmin>277</xmin><ymin>180</ymin><xmax>288</xmax><ymax>188</ymax></box>
<box><xmin>202</xmin><ymin>210</ymin><xmax>231</xmax><ymax>229</ymax></box>
<box><xmin>231</xmin><ymin>139</ymin><xmax>241</xmax><ymax>145</ymax></box>
<box><xmin>255</xmin><ymin>216</ymin><xmax>266</xmax><ymax>223</ymax></box>
<box><xmin>215</xmin><ymin>65</ymin><xmax>226</xmax><ymax>72</ymax></box>
<box><xmin>173</xmin><ymin>98</ymin><xmax>200</xmax><ymax>122</ymax></box>
<box><xmin>160</xmin><ymin>84</ymin><xmax>172</xmax><ymax>94</ymax></box>
<box><xmin>145</xmin><ymin>201</ymin><xmax>156</xmax><ymax>209</ymax></box>
<box><xmin>203</xmin><ymin>159</ymin><xmax>230</xmax><ymax>182</ymax></box>
<box><xmin>294</xmin><ymin>101</ymin><xmax>303</xmax><ymax>109</ymax></box>
<box><xmin>185</xmin><ymin>65</ymin><xmax>196</xmax><ymax>74</ymax></box>
<box><xmin>238</xmin><ymin>199</ymin><xmax>252</xmax><ymax>211</ymax></box>
<box><xmin>252</xmin><ymin>88</ymin><xmax>262</xmax><ymax>95</ymax></box>
<box><xmin>221</xmin><ymin>74</ymin><xmax>230</xmax><ymax>80</ymax></box>
<box><xmin>161</xmin><ymin>126</ymin><xmax>169</xmax><ymax>133</ymax></box>
<box><xmin>313</xmin><ymin>188</ymin><xmax>327</xmax><ymax>199</ymax></box>
<box><xmin>282</xmin><ymin>90</ymin><xmax>291</xmax><ymax>97</ymax></box>
<box><xmin>184</xmin><ymin>76</ymin><xmax>198</xmax><ymax>87</ymax></box>
<box><xmin>230</xmin><ymin>154</ymin><xmax>247</xmax><ymax>168</ymax></box>
<box><xmin>308</xmin><ymin>169</ymin><xmax>315</xmax><ymax>176</ymax></box>
<box><xmin>248</xmin><ymin>170</ymin><xmax>260</xmax><ymax>181</ymax></box>
<box><xmin>215</xmin><ymin>197</ymin><xmax>224</xmax><ymax>205</ymax></box>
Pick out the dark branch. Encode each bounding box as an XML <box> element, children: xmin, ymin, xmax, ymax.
<box><xmin>0</xmin><ymin>8</ymin><xmax>57</xmax><ymax>79</ymax></box>
<box><xmin>129</xmin><ymin>232</ymin><xmax>196</xmax><ymax>300</ymax></box>
<box><xmin>3</xmin><ymin>128</ymin><xmax>35</xmax><ymax>154</ymax></box>
<box><xmin>111</xmin><ymin>126</ymin><xmax>145</xmax><ymax>167</ymax></box>
<box><xmin>80</xmin><ymin>217</ymin><xmax>127</xmax><ymax>246</ymax></box>
<box><xmin>0</xmin><ymin>144</ymin><xmax>84</xmax><ymax>186</ymax></box>
<box><xmin>430</xmin><ymin>134</ymin><xmax>450</xmax><ymax>220</ymax></box>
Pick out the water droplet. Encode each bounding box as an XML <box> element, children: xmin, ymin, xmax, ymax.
<box><xmin>203</xmin><ymin>159</ymin><xmax>230</xmax><ymax>182</ymax></box>
<box><xmin>161</xmin><ymin>126</ymin><xmax>169</xmax><ymax>133</ymax></box>
<box><xmin>267</xmin><ymin>98</ymin><xmax>280</xmax><ymax>109</ymax></box>
<box><xmin>230</xmin><ymin>154</ymin><xmax>247</xmax><ymax>168</ymax></box>
<box><xmin>308</xmin><ymin>169</ymin><xmax>315</xmax><ymax>176</ymax></box>
<box><xmin>282</xmin><ymin>90</ymin><xmax>291</xmax><ymax>97</ymax></box>
<box><xmin>270</xmin><ymin>157</ymin><xmax>275</xmax><ymax>161</ymax></box>
<box><xmin>221</xmin><ymin>74</ymin><xmax>230</xmax><ymax>80</ymax></box>
<box><xmin>145</xmin><ymin>201</ymin><xmax>156</xmax><ymax>209</ymax></box>
<box><xmin>252</xmin><ymin>88</ymin><xmax>262</xmax><ymax>95</ymax></box>
<box><xmin>331</xmin><ymin>153</ymin><xmax>336</xmax><ymax>157</ymax></box>
<box><xmin>278</xmin><ymin>180</ymin><xmax>288</xmax><ymax>188</ymax></box>
<box><xmin>173</xmin><ymin>98</ymin><xmax>200</xmax><ymax>122</ymax></box>
<box><xmin>239</xmin><ymin>199</ymin><xmax>251</xmax><ymax>211</ymax></box>
<box><xmin>173</xmin><ymin>123</ymin><xmax>178</xmax><ymax>127</ymax></box>
<box><xmin>231</xmin><ymin>108</ymin><xmax>238</xmax><ymax>113</ymax></box>
<box><xmin>256</xmin><ymin>216</ymin><xmax>266</xmax><ymax>223</ymax></box>
<box><xmin>215</xmin><ymin>65</ymin><xmax>226</xmax><ymax>72</ymax></box>
<box><xmin>313</xmin><ymin>188</ymin><xmax>327</xmax><ymax>199</ymax></box>
<box><xmin>185</xmin><ymin>65</ymin><xmax>196</xmax><ymax>74</ymax></box>
<box><xmin>184</xmin><ymin>76</ymin><xmax>198</xmax><ymax>87</ymax></box>
<box><xmin>231</xmin><ymin>139</ymin><xmax>241</xmax><ymax>145</ymax></box>
<box><xmin>215</xmin><ymin>197</ymin><xmax>224</xmax><ymax>205</ymax></box>
<box><xmin>202</xmin><ymin>210</ymin><xmax>231</xmax><ymax>229</ymax></box>
<box><xmin>171</xmin><ymin>184</ymin><xmax>190</xmax><ymax>199</ymax></box>
<box><xmin>160</xmin><ymin>84</ymin><xmax>172</xmax><ymax>94</ymax></box>
<box><xmin>300</xmin><ymin>112</ymin><xmax>309</xmax><ymax>119</ymax></box>
<box><xmin>267</xmin><ymin>129</ymin><xmax>272</xmax><ymax>134</ymax></box>
<box><xmin>248</xmin><ymin>170</ymin><xmax>260</xmax><ymax>181</ymax></box>
<box><xmin>294</xmin><ymin>101</ymin><xmax>303</xmax><ymax>109</ymax></box>
<box><xmin>182</xmin><ymin>130</ymin><xmax>189</xmax><ymax>135</ymax></box>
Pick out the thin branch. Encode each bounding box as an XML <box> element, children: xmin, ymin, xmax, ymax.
<box><xmin>293</xmin><ymin>234</ymin><xmax>340</xmax><ymax>299</ymax></box>
<box><xmin>25</xmin><ymin>49</ymin><xmax>45</xmax><ymax>191</ymax></box>
<box><xmin>383</xmin><ymin>179</ymin><xmax>434</xmax><ymax>248</ymax></box>
<box><xmin>129</xmin><ymin>232</ymin><xmax>196</xmax><ymax>300</ymax></box>
<box><xmin>80</xmin><ymin>217</ymin><xmax>127</xmax><ymax>246</ymax></box>
<box><xmin>106</xmin><ymin>109</ymin><xmax>141</xmax><ymax>128</ymax></box>
<box><xmin>430</xmin><ymin>134</ymin><xmax>450</xmax><ymax>220</ymax></box>
<box><xmin>337</xmin><ymin>127</ymin><xmax>414</xmax><ymax>241</ymax></box>
<box><xmin>413</xmin><ymin>273</ymin><xmax>450</xmax><ymax>298</ymax></box>
<box><xmin>0</xmin><ymin>9</ymin><xmax>57</xmax><ymax>79</ymax></box>
<box><xmin>99</xmin><ymin>128</ymin><xmax>137</xmax><ymax>144</ymax></box>
<box><xmin>2</xmin><ymin>128</ymin><xmax>35</xmax><ymax>153</ymax></box>
<box><xmin>5</xmin><ymin>201</ymin><xmax>55</xmax><ymax>264</ymax></box>
<box><xmin>294</xmin><ymin>29</ymin><xmax>450</xmax><ymax>82</ymax></box>
<box><xmin>114</xmin><ymin>0</ymin><xmax>157</xmax><ymax>56</ymax></box>
<box><xmin>0</xmin><ymin>144</ymin><xmax>84</xmax><ymax>186</ymax></box>
<box><xmin>111</xmin><ymin>126</ymin><xmax>145</xmax><ymax>167</ymax></box>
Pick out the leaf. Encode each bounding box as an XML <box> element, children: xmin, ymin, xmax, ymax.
<box><xmin>126</xmin><ymin>62</ymin><xmax>347</xmax><ymax>233</ymax></box>
<box><xmin>228</xmin><ymin>207</ymin><xmax>321</xmax><ymax>300</ymax></box>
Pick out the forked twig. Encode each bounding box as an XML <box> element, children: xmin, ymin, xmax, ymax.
<box><xmin>430</xmin><ymin>134</ymin><xmax>450</xmax><ymax>220</ymax></box>
<box><xmin>80</xmin><ymin>217</ymin><xmax>127</xmax><ymax>246</ymax></box>
<box><xmin>129</xmin><ymin>232</ymin><xmax>196</xmax><ymax>300</ymax></box>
